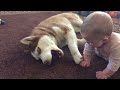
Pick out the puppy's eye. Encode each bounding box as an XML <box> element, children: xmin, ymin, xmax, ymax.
<box><xmin>37</xmin><ymin>47</ymin><xmax>41</xmax><ymax>54</ymax></box>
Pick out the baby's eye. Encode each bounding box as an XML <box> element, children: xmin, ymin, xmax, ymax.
<box><xmin>87</xmin><ymin>41</ymin><xmax>93</xmax><ymax>44</ymax></box>
<box><xmin>88</xmin><ymin>42</ymin><xmax>91</xmax><ymax>45</ymax></box>
<box><xmin>87</xmin><ymin>41</ymin><xmax>95</xmax><ymax>46</ymax></box>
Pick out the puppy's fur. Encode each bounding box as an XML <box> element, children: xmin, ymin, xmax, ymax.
<box><xmin>20</xmin><ymin>12</ymin><xmax>86</xmax><ymax>65</ymax></box>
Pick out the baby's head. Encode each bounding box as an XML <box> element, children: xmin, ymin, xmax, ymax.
<box><xmin>80</xmin><ymin>11</ymin><xmax>113</xmax><ymax>47</ymax></box>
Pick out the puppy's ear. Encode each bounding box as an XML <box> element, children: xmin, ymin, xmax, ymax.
<box><xmin>20</xmin><ymin>36</ymin><xmax>36</xmax><ymax>45</ymax></box>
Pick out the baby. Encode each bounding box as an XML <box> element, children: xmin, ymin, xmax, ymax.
<box><xmin>80</xmin><ymin>11</ymin><xmax>120</xmax><ymax>79</ymax></box>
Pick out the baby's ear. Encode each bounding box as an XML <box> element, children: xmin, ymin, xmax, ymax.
<box><xmin>20</xmin><ymin>36</ymin><xmax>36</xmax><ymax>45</ymax></box>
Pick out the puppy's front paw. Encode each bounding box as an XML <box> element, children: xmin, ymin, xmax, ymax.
<box><xmin>74</xmin><ymin>54</ymin><xmax>83</xmax><ymax>64</ymax></box>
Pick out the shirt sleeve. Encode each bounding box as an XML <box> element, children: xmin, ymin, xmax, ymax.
<box><xmin>107</xmin><ymin>43</ymin><xmax>120</xmax><ymax>72</ymax></box>
<box><xmin>83</xmin><ymin>43</ymin><xmax>94</xmax><ymax>56</ymax></box>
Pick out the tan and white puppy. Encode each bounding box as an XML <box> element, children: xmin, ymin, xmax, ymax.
<box><xmin>20</xmin><ymin>12</ymin><xmax>86</xmax><ymax>65</ymax></box>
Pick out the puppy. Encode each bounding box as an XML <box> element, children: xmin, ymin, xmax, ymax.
<box><xmin>20</xmin><ymin>12</ymin><xmax>86</xmax><ymax>65</ymax></box>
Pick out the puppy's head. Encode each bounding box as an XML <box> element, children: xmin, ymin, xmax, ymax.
<box><xmin>20</xmin><ymin>35</ymin><xmax>64</xmax><ymax>65</ymax></box>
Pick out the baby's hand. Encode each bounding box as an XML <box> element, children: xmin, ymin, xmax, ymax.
<box><xmin>96</xmin><ymin>68</ymin><xmax>115</xmax><ymax>79</ymax></box>
<box><xmin>80</xmin><ymin>54</ymin><xmax>91</xmax><ymax>67</ymax></box>
<box><xmin>80</xmin><ymin>60</ymin><xmax>91</xmax><ymax>67</ymax></box>
<box><xmin>96</xmin><ymin>71</ymin><xmax>108</xmax><ymax>79</ymax></box>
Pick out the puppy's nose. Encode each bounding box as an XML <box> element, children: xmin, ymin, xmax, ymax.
<box><xmin>43</xmin><ymin>60</ymin><xmax>51</xmax><ymax>65</ymax></box>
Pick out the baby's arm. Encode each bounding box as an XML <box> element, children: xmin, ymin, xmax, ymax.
<box><xmin>96</xmin><ymin>43</ymin><xmax>120</xmax><ymax>79</ymax></box>
<box><xmin>80</xmin><ymin>54</ymin><xmax>92</xmax><ymax>67</ymax></box>
<box><xmin>96</xmin><ymin>59</ymin><xmax>118</xmax><ymax>79</ymax></box>
<box><xmin>96</xmin><ymin>67</ymin><xmax>115</xmax><ymax>79</ymax></box>
<box><xmin>80</xmin><ymin>43</ymin><xmax>94</xmax><ymax>67</ymax></box>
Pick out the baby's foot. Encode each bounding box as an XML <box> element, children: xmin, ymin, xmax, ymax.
<box><xmin>80</xmin><ymin>60</ymin><xmax>91</xmax><ymax>67</ymax></box>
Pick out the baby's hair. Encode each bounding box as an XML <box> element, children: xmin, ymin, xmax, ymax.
<box><xmin>80</xmin><ymin>11</ymin><xmax>113</xmax><ymax>39</ymax></box>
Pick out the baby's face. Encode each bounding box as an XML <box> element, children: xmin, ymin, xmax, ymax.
<box><xmin>81</xmin><ymin>33</ymin><xmax>110</xmax><ymax>48</ymax></box>
<box><xmin>87</xmin><ymin>40</ymin><xmax>104</xmax><ymax>48</ymax></box>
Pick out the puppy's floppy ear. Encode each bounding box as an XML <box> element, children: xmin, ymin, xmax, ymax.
<box><xmin>20</xmin><ymin>36</ymin><xmax>36</xmax><ymax>45</ymax></box>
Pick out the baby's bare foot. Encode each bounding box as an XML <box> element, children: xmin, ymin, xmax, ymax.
<box><xmin>80</xmin><ymin>60</ymin><xmax>91</xmax><ymax>67</ymax></box>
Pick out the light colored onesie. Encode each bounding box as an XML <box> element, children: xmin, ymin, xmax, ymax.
<box><xmin>83</xmin><ymin>32</ymin><xmax>120</xmax><ymax>72</ymax></box>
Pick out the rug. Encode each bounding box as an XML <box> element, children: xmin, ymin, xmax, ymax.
<box><xmin>0</xmin><ymin>12</ymin><xmax>119</xmax><ymax>79</ymax></box>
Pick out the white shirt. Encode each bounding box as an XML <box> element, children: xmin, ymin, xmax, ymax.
<box><xmin>83</xmin><ymin>32</ymin><xmax>120</xmax><ymax>71</ymax></box>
